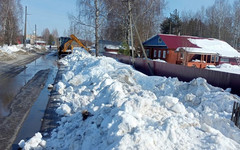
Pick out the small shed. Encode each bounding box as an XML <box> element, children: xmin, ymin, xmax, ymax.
<box><xmin>99</xmin><ymin>40</ymin><xmax>121</xmax><ymax>53</ymax></box>
<box><xmin>104</xmin><ymin>45</ymin><xmax>121</xmax><ymax>54</ymax></box>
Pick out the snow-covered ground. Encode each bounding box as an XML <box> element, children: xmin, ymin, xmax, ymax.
<box><xmin>0</xmin><ymin>44</ymin><xmax>46</xmax><ymax>61</ymax></box>
<box><xmin>207</xmin><ymin>63</ymin><xmax>240</xmax><ymax>75</ymax></box>
<box><xmin>19</xmin><ymin>49</ymin><xmax>240</xmax><ymax>150</ymax></box>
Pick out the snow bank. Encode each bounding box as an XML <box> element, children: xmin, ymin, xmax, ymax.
<box><xmin>21</xmin><ymin>49</ymin><xmax>240</xmax><ymax>150</ymax></box>
<box><xmin>0</xmin><ymin>44</ymin><xmax>47</xmax><ymax>61</ymax></box>
<box><xmin>0</xmin><ymin>45</ymin><xmax>25</xmax><ymax>54</ymax></box>
<box><xmin>18</xmin><ymin>132</ymin><xmax>46</xmax><ymax>149</ymax></box>
<box><xmin>153</xmin><ymin>59</ymin><xmax>166</xmax><ymax>63</ymax></box>
<box><xmin>207</xmin><ymin>63</ymin><xmax>240</xmax><ymax>75</ymax></box>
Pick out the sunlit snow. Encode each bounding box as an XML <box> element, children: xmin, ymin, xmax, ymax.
<box><xmin>19</xmin><ymin>48</ymin><xmax>240</xmax><ymax>150</ymax></box>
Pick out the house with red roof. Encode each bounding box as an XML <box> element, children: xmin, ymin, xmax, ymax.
<box><xmin>143</xmin><ymin>34</ymin><xmax>240</xmax><ymax>68</ymax></box>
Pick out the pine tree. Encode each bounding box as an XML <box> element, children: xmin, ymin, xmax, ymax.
<box><xmin>161</xmin><ymin>9</ymin><xmax>181</xmax><ymax>35</ymax></box>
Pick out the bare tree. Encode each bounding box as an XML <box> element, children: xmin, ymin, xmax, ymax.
<box><xmin>52</xmin><ymin>29</ymin><xmax>59</xmax><ymax>45</ymax></box>
<box><xmin>103</xmin><ymin>0</ymin><xmax>166</xmax><ymax>47</ymax></box>
<box><xmin>206</xmin><ymin>0</ymin><xmax>231</xmax><ymax>40</ymax></box>
<box><xmin>42</xmin><ymin>28</ymin><xmax>50</xmax><ymax>42</ymax></box>
<box><xmin>232</xmin><ymin>0</ymin><xmax>240</xmax><ymax>48</ymax></box>
<box><xmin>71</xmin><ymin>0</ymin><xmax>109</xmax><ymax>56</ymax></box>
<box><xmin>0</xmin><ymin>0</ymin><xmax>23</xmax><ymax>45</ymax></box>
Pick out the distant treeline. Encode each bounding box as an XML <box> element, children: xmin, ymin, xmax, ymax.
<box><xmin>161</xmin><ymin>0</ymin><xmax>240</xmax><ymax>49</ymax></box>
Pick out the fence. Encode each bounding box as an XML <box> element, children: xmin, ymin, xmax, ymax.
<box><xmin>231</xmin><ymin>102</ymin><xmax>240</xmax><ymax>128</ymax></box>
<box><xmin>104</xmin><ymin>53</ymin><xmax>240</xmax><ymax>96</ymax></box>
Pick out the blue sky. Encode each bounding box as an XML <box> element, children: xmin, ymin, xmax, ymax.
<box><xmin>21</xmin><ymin>0</ymin><xmax>76</xmax><ymax>37</ymax></box>
<box><xmin>165</xmin><ymin>0</ymin><xmax>215</xmax><ymax>15</ymax></box>
<box><xmin>21</xmin><ymin>0</ymin><xmax>235</xmax><ymax>37</ymax></box>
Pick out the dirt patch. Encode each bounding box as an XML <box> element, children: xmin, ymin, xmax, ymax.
<box><xmin>0</xmin><ymin>69</ymin><xmax>50</xmax><ymax>150</ymax></box>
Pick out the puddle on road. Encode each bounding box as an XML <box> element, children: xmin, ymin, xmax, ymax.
<box><xmin>12</xmin><ymin>58</ymin><xmax>58</xmax><ymax>149</ymax></box>
<box><xmin>0</xmin><ymin>51</ymin><xmax>58</xmax><ymax>117</ymax></box>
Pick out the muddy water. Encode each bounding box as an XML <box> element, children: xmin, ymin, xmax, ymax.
<box><xmin>0</xmin><ymin>51</ymin><xmax>58</xmax><ymax>117</ymax></box>
<box><xmin>12</xmin><ymin>51</ymin><xmax>59</xmax><ymax>149</ymax></box>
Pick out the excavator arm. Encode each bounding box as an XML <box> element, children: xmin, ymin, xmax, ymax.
<box><xmin>62</xmin><ymin>34</ymin><xmax>89</xmax><ymax>52</ymax></box>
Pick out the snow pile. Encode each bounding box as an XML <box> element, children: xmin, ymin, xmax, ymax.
<box><xmin>18</xmin><ymin>132</ymin><xmax>46</xmax><ymax>149</ymax></box>
<box><xmin>153</xmin><ymin>59</ymin><xmax>166</xmax><ymax>63</ymax></box>
<box><xmin>0</xmin><ymin>44</ymin><xmax>47</xmax><ymax>61</ymax></box>
<box><xmin>0</xmin><ymin>45</ymin><xmax>25</xmax><ymax>60</ymax></box>
<box><xmin>207</xmin><ymin>63</ymin><xmax>240</xmax><ymax>75</ymax></box>
<box><xmin>23</xmin><ymin>44</ymin><xmax>47</xmax><ymax>53</ymax></box>
<box><xmin>0</xmin><ymin>45</ymin><xmax>26</xmax><ymax>54</ymax></box>
<box><xmin>189</xmin><ymin>38</ymin><xmax>240</xmax><ymax>58</ymax></box>
<box><xmin>20</xmin><ymin>49</ymin><xmax>240</xmax><ymax>150</ymax></box>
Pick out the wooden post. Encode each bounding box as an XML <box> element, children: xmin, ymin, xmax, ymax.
<box><xmin>24</xmin><ymin>6</ymin><xmax>27</xmax><ymax>47</ymax></box>
<box><xmin>231</xmin><ymin>101</ymin><xmax>240</xmax><ymax>128</ymax></box>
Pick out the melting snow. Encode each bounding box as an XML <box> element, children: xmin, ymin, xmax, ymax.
<box><xmin>207</xmin><ymin>63</ymin><xmax>240</xmax><ymax>75</ymax></box>
<box><xmin>20</xmin><ymin>49</ymin><xmax>240</xmax><ymax>150</ymax></box>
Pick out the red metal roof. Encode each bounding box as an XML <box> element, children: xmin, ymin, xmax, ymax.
<box><xmin>159</xmin><ymin>34</ymin><xmax>201</xmax><ymax>49</ymax></box>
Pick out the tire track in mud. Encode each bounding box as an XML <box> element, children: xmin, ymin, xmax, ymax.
<box><xmin>0</xmin><ymin>69</ymin><xmax>50</xmax><ymax>150</ymax></box>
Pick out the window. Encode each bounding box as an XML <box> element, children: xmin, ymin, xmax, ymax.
<box><xmin>180</xmin><ymin>52</ymin><xmax>184</xmax><ymax>59</ymax></box>
<box><xmin>158</xmin><ymin>50</ymin><xmax>161</xmax><ymax>58</ymax></box>
<box><xmin>211</xmin><ymin>55</ymin><xmax>215</xmax><ymax>63</ymax></box>
<box><xmin>146</xmin><ymin>49</ymin><xmax>150</xmax><ymax>57</ymax></box>
<box><xmin>163</xmin><ymin>50</ymin><xmax>166</xmax><ymax>58</ymax></box>
<box><xmin>154</xmin><ymin>50</ymin><xmax>157</xmax><ymax>57</ymax></box>
<box><xmin>158</xmin><ymin>37</ymin><xmax>162</xmax><ymax>43</ymax></box>
<box><xmin>220</xmin><ymin>58</ymin><xmax>229</xmax><ymax>63</ymax></box>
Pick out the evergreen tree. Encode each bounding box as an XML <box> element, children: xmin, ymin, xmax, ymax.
<box><xmin>118</xmin><ymin>41</ymin><xmax>130</xmax><ymax>56</ymax></box>
<box><xmin>160</xmin><ymin>18</ymin><xmax>171</xmax><ymax>34</ymax></box>
<box><xmin>48</xmin><ymin>34</ymin><xmax>54</xmax><ymax>45</ymax></box>
<box><xmin>161</xmin><ymin>9</ymin><xmax>181</xmax><ymax>35</ymax></box>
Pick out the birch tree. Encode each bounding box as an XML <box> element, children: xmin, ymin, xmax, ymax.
<box><xmin>206</xmin><ymin>0</ymin><xmax>231</xmax><ymax>40</ymax></box>
<box><xmin>72</xmin><ymin>0</ymin><xmax>109</xmax><ymax>56</ymax></box>
<box><xmin>0</xmin><ymin>0</ymin><xmax>23</xmax><ymax>45</ymax></box>
<box><xmin>42</xmin><ymin>28</ymin><xmax>50</xmax><ymax>43</ymax></box>
<box><xmin>232</xmin><ymin>0</ymin><xmax>240</xmax><ymax>48</ymax></box>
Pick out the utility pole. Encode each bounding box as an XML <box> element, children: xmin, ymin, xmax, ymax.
<box><xmin>131</xmin><ymin>15</ymin><xmax>154</xmax><ymax>75</ymax></box>
<box><xmin>35</xmin><ymin>24</ymin><xmax>37</xmax><ymax>44</ymax></box>
<box><xmin>95</xmin><ymin>0</ymin><xmax>99</xmax><ymax>57</ymax></box>
<box><xmin>24</xmin><ymin>6</ymin><xmax>27</xmax><ymax>47</ymax></box>
<box><xmin>128</xmin><ymin>0</ymin><xmax>135</xmax><ymax>66</ymax></box>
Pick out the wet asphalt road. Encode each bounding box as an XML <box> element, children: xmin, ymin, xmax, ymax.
<box><xmin>0</xmin><ymin>51</ymin><xmax>58</xmax><ymax>150</ymax></box>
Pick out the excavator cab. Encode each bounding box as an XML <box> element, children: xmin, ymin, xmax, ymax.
<box><xmin>58</xmin><ymin>34</ymin><xmax>89</xmax><ymax>59</ymax></box>
<box><xmin>58</xmin><ymin>37</ymin><xmax>73</xmax><ymax>58</ymax></box>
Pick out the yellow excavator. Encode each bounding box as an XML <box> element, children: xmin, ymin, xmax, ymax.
<box><xmin>58</xmin><ymin>34</ymin><xmax>89</xmax><ymax>58</ymax></box>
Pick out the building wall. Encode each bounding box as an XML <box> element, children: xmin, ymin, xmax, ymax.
<box><xmin>143</xmin><ymin>47</ymin><xmax>178</xmax><ymax>64</ymax></box>
<box><xmin>166</xmin><ymin>50</ymin><xmax>178</xmax><ymax>64</ymax></box>
<box><xmin>219</xmin><ymin>57</ymin><xmax>238</xmax><ymax>65</ymax></box>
